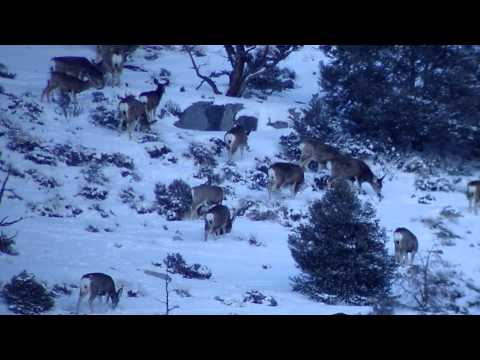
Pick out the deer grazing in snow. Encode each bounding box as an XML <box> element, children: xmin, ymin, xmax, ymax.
<box><xmin>139</xmin><ymin>78</ymin><xmax>170</xmax><ymax>124</ymax></box>
<box><xmin>267</xmin><ymin>162</ymin><xmax>305</xmax><ymax>200</ymax></box>
<box><xmin>224</xmin><ymin>125</ymin><xmax>250</xmax><ymax>161</ymax></box>
<box><xmin>467</xmin><ymin>180</ymin><xmax>480</xmax><ymax>215</ymax></box>
<box><xmin>393</xmin><ymin>228</ymin><xmax>418</xmax><ymax>265</ymax></box>
<box><xmin>41</xmin><ymin>70</ymin><xmax>94</xmax><ymax>116</ymax></box>
<box><xmin>76</xmin><ymin>273</ymin><xmax>123</xmax><ymax>314</ymax></box>
<box><xmin>118</xmin><ymin>95</ymin><xmax>149</xmax><ymax>140</ymax></box>
<box><xmin>327</xmin><ymin>154</ymin><xmax>385</xmax><ymax>200</ymax></box>
<box><xmin>299</xmin><ymin>138</ymin><xmax>342</xmax><ymax>170</ymax></box>
<box><xmin>204</xmin><ymin>204</ymin><xmax>236</xmax><ymax>241</ymax></box>
<box><xmin>51</xmin><ymin>56</ymin><xmax>105</xmax><ymax>89</ymax></box>
<box><xmin>190</xmin><ymin>184</ymin><xmax>224</xmax><ymax>219</ymax></box>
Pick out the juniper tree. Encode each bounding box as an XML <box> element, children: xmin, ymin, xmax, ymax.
<box><xmin>289</xmin><ymin>180</ymin><xmax>395</xmax><ymax>305</ymax></box>
<box><xmin>317</xmin><ymin>45</ymin><xmax>480</xmax><ymax>159</ymax></box>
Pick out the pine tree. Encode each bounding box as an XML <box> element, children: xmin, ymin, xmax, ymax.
<box><xmin>288</xmin><ymin>181</ymin><xmax>395</xmax><ymax>305</ymax></box>
<box><xmin>317</xmin><ymin>45</ymin><xmax>480</xmax><ymax>158</ymax></box>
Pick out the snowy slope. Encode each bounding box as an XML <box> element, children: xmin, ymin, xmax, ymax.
<box><xmin>1</xmin><ymin>45</ymin><xmax>479</xmax><ymax>315</ymax></box>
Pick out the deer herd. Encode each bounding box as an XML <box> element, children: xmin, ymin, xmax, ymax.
<box><xmin>36</xmin><ymin>46</ymin><xmax>479</xmax><ymax>313</ymax></box>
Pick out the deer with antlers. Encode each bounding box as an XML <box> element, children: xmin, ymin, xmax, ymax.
<box><xmin>139</xmin><ymin>78</ymin><xmax>170</xmax><ymax>125</ymax></box>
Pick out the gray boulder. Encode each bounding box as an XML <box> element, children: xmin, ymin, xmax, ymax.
<box><xmin>175</xmin><ymin>102</ymin><xmax>243</xmax><ymax>131</ymax></box>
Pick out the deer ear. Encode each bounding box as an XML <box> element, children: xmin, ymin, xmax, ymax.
<box><xmin>380</xmin><ymin>174</ymin><xmax>386</xmax><ymax>182</ymax></box>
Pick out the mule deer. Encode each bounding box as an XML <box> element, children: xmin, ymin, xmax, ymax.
<box><xmin>467</xmin><ymin>180</ymin><xmax>480</xmax><ymax>215</ymax></box>
<box><xmin>204</xmin><ymin>204</ymin><xmax>237</xmax><ymax>241</ymax></box>
<box><xmin>76</xmin><ymin>273</ymin><xmax>123</xmax><ymax>314</ymax></box>
<box><xmin>190</xmin><ymin>184</ymin><xmax>224</xmax><ymax>219</ymax></box>
<box><xmin>139</xmin><ymin>78</ymin><xmax>170</xmax><ymax>124</ymax></box>
<box><xmin>51</xmin><ymin>56</ymin><xmax>105</xmax><ymax>89</ymax></box>
<box><xmin>268</xmin><ymin>162</ymin><xmax>305</xmax><ymax>199</ymax></box>
<box><xmin>41</xmin><ymin>70</ymin><xmax>93</xmax><ymax>115</ymax></box>
<box><xmin>96</xmin><ymin>46</ymin><xmax>125</xmax><ymax>87</ymax></box>
<box><xmin>328</xmin><ymin>154</ymin><xmax>385</xmax><ymax>200</ymax></box>
<box><xmin>118</xmin><ymin>95</ymin><xmax>149</xmax><ymax>140</ymax></box>
<box><xmin>393</xmin><ymin>228</ymin><xmax>418</xmax><ymax>264</ymax></box>
<box><xmin>224</xmin><ymin>125</ymin><xmax>250</xmax><ymax>161</ymax></box>
<box><xmin>266</xmin><ymin>117</ymin><xmax>289</xmax><ymax>129</ymax></box>
<box><xmin>300</xmin><ymin>138</ymin><xmax>341</xmax><ymax>170</ymax></box>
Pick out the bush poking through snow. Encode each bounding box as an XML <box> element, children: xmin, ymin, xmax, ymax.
<box><xmin>186</xmin><ymin>143</ymin><xmax>218</xmax><ymax>168</ymax></box>
<box><xmin>163</xmin><ymin>253</ymin><xmax>212</xmax><ymax>280</ymax></box>
<box><xmin>289</xmin><ymin>180</ymin><xmax>396</xmax><ymax>305</ymax></box>
<box><xmin>243</xmin><ymin>290</ymin><xmax>278</xmax><ymax>306</ymax></box>
<box><xmin>1</xmin><ymin>271</ymin><xmax>55</xmax><ymax>314</ymax></box>
<box><xmin>154</xmin><ymin>180</ymin><xmax>193</xmax><ymax>221</ymax></box>
<box><xmin>0</xmin><ymin>231</ymin><xmax>18</xmax><ymax>256</ymax></box>
<box><xmin>396</xmin><ymin>251</ymin><xmax>464</xmax><ymax>313</ymax></box>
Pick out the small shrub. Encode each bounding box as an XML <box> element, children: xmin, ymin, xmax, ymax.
<box><xmin>77</xmin><ymin>186</ymin><xmax>108</xmax><ymax>201</ymax></box>
<box><xmin>163</xmin><ymin>253</ymin><xmax>212</xmax><ymax>280</ymax></box>
<box><xmin>0</xmin><ymin>231</ymin><xmax>18</xmax><ymax>256</ymax></box>
<box><xmin>2</xmin><ymin>271</ymin><xmax>55</xmax><ymax>314</ymax></box>
<box><xmin>154</xmin><ymin>180</ymin><xmax>192</xmax><ymax>221</ymax></box>
<box><xmin>243</xmin><ymin>290</ymin><xmax>278</xmax><ymax>306</ymax></box>
<box><xmin>279</xmin><ymin>132</ymin><xmax>301</xmax><ymax>161</ymax></box>
<box><xmin>187</xmin><ymin>143</ymin><xmax>217</xmax><ymax>168</ymax></box>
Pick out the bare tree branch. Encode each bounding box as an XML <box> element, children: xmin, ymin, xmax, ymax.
<box><xmin>184</xmin><ymin>46</ymin><xmax>222</xmax><ymax>95</ymax></box>
<box><xmin>0</xmin><ymin>168</ymin><xmax>10</xmax><ymax>205</ymax></box>
<box><xmin>0</xmin><ymin>168</ymin><xmax>23</xmax><ymax>227</ymax></box>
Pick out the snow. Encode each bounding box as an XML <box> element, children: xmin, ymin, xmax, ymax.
<box><xmin>1</xmin><ymin>45</ymin><xmax>480</xmax><ymax>315</ymax></box>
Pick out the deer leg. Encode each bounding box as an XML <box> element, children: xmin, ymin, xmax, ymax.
<box><xmin>76</xmin><ymin>294</ymin><xmax>85</xmax><ymax>314</ymax></box>
<box><xmin>410</xmin><ymin>251</ymin><xmax>416</xmax><ymax>264</ymax></box>
<box><xmin>88</xmin><ymin>295</ymin><xmax>96</xmax><ymax>313</ymax></box>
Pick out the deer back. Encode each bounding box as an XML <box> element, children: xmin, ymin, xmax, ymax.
<box><xmin>269</xmin><ymin>162</ymin><xmax>304</xmax><ymax>186</ymax></box>
<box><xmin>192</xmin><ymin>184</ymin><xmax>224</xmax><ymax>205</ymax></box>
<box><xmin>50</xmin><ymin>71</ymin><xmax>92</xmax><ymax>93</ymax></box>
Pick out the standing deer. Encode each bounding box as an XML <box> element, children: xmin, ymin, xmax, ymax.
<box><xmin>41</xmin><ymin>70</ymin><xmax>94</xmax><ymax>116</ymax></box>
<box><xmin>96</xmin><ymin>46</ymin><xmax>125</xmax><ymax>87</ymax></box>
<box><xmin>139</xmin><ymin>78</ymin><xmax>170</xmax><ymax>124</ymax></box>
<box><xmin>118</xmin><ymin>95</ymin><xmax>149</xmax><ymax>140</ymax></box>
<box><xmin>393</xmin><ymin>228</ymin><xmax>418</xmax><ymax>265</ymax></box>
<box><xmin>204</xmin><ymin>204</ymin><xmax>236</xmax><ymax>241</ymax></box>
<box><xmin>76</xmin><ymin>273</ymin><xmax>123</xmax><ymax>314</ymax></box>
<box><xmin>51</xmin><ymin>56</ymin><xmax>105</xmax><ymax>89</ymax></box>
<box><xmin>300</xmin><ymin>138</ymin><xmax>341</xmax><ymax>170</ymax></box>
<box><xmin>467</xmin><ymin>180</ymin><xmax>480</xmax><ymax>215</ymax></box>
<box><xmin>224</xmin><ymin>125</ymin><xmax>250</xmax><ymax>161</ymax></box>
<box><xmin>190</xmin><ymin>184</ymin><xmax>224</xmax><ymax>219</ymax></box>
<box><xmin>328</xmin><ymin>154</ymin><xmax>385</xmax><ymax>200</ymax></box>
<box><xmin>268</xmin><ymin>162</ymin><xmax>305</xmax><ymax>200</ymax></box>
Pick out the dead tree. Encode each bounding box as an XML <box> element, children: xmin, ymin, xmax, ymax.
<box><xmin>0</xmin><ymin>168</ymin><xmax>23</xmax><ymax>228</ymax></box>
<box><xmin>184</xmin><ymin>45</ymin><xmax>302</xmax><ymax>98</ymax></box>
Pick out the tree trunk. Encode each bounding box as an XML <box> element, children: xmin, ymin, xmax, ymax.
<box><xmin>226</xmin><ymin>51</ymin><xmax>246</xmax><ymax>97</ymax></box>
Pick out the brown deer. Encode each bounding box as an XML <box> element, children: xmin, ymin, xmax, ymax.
<box><xmin>328</xmin><ymin>154</ymin><xmax>385</xmax><ymax>200</ymax></box>
<box><xmin>467</xmin><ymin>180</ymin><xmax>480</xmax><ymax>215</ymax></box>
<box><xmin>51</xmin><ymin>56</ymin><xmax>105</xmax><ymax>89</ymax></box>
<box><xmin>268</xmin><ymin>162</ymin><xmax>305</xmax><ymax>199</ymax></box>
<box><xmin>190</xmin><ymin>184</ymin><xmax>224</xmax><ymax>219</ymax></box>
<box><xmin>300</xmin><ymin>138</ymin><xmax>341</xmax><ymax>170</ymax></box>
<box><xmin>96</xmin><ymin>46</ymin><xmax>125</xmax><ymax>87</ymax></box>
<box><xmin>139</xmin><ymin>78</ymin><xmax>170</xmax><ymax>125</ymax></box>
<box><xmin>393</xmin><ymin>228</ymin><xmax>418</xmax><ymax>264</ymax></box>
<box><xmin>76</xmin><ymin>273</ymin><xmax>123</xmax><ymax>314</ymax></box>
<box><xmin>41</xmin><ymin>70</ymin><xmax>94</xmax><ymax>114</ymax></box>
<box><xmin>204</xmin><ymin>204</ymin><xmax>237</xmax><ymax>241</ymax></box>
<box><xmin>224</xmin><ymin>125</ymin><xmax>250</xmax><ymax>161</ymax></box>
<box><xmin>118</xmin><ymin>95</ymin><xmax>149</xmax><ymax>140</ymax></box>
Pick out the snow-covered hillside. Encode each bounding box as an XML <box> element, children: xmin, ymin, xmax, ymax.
<box><xmin>1</xmin><ymin>45</ymin><xmax>479</xmax><ymax>315</ymax></box>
